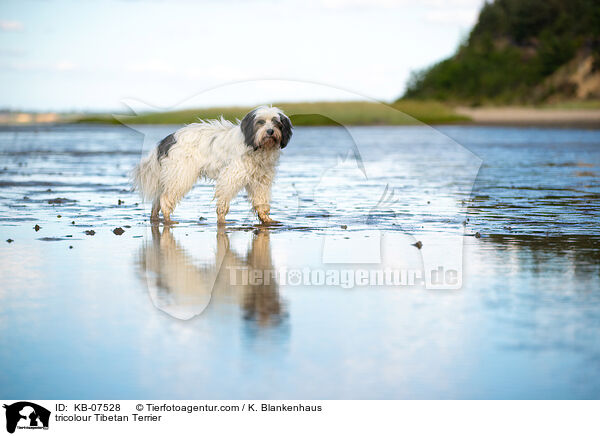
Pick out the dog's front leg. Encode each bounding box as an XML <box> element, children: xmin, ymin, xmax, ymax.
<box><xmin>247</xmin><ymin>179</ymin><xmax>278</xmax><ymax>224</ymax></box>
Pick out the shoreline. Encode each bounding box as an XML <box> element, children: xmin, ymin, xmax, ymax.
<box><xmin>1</xmin><ymin>104</ymin><xmax>599</xmax><ymax>128</ymax></box>
<box><xmin>454</xmin><ymin>107</ymin><xmax>600</xmax><ymax>128</ymax></box>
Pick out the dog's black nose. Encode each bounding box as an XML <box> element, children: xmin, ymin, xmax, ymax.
<box><xmin>267</xmin><ymin>129</ymin><xmax>274</xmax><ymax>135</ymax></box>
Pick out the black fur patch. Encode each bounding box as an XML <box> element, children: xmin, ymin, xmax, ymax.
<box><xmin>240</xmin><ymin>109</ymin><xmax>258</xmax><ymax>150</ymax></box>
<box><xmin>157</xmin><ymin>133</ymin><xmax>176</xmax><ymax>160</ymax></box>
<box><xmin>279</xmin><ymin>113</ymin><xmax>293</xmax><ymax>148</ymax></box>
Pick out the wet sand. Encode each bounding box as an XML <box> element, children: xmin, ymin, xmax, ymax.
<box><xmin>455</xmin><ymin>106</ymin><xmax>600</xmax><ymax>127</ymax></box>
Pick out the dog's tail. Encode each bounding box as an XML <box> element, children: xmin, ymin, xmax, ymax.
<box><xmin>131</xmin><ymin>148</ymin><xmax>162</xmax><ymax>201</ymax></box>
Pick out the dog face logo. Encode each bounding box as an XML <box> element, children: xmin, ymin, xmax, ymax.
<box><xmin>3</xmin><ymin>402</ymin><xmax>50</xmax><ymax>434</ymax></box>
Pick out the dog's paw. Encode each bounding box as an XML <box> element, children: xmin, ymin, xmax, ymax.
<box><xmin>259</xmin><ymin>219</ymin><xmax>281</xmax><ymax>227</ymax></box>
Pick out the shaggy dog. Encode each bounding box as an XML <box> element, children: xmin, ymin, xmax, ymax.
<box><xmin>132</xmin><ymin>106</ymin><xmax>292</xmax><ymax>224</ymax></box>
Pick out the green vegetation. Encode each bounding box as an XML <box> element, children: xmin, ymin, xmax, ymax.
<box><xmin>75</xmin><ymin>100</ymin><xmax>469</xmax><ymax>126</ymax></box>
<box><xmin>403</xmin><ymin>0</ymin><xmax>600</xmax><ymax>104</ymax></box>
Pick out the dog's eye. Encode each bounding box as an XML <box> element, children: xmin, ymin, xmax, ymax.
<box><xmin>256</xmin><ymin>120</ymin><xmax>265</xmax><ymax>125</ymax></box>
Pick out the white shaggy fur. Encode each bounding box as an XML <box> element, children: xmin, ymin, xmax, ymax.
<box><xmin>132</xmin><ymin>106</ymin><xmax>292</xmax><ymax>224</ymax></box>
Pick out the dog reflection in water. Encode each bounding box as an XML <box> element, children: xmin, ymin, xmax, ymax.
<box><xmin>138</xmin><ymin>225</ymin><xmax>284</xmax><ymax>325</ymax></box>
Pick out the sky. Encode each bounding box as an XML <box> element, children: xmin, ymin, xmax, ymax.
<box><xmin>0</xmin><ymin>0</ymin><xmax>485</xmax><ymax>112</ymax></box>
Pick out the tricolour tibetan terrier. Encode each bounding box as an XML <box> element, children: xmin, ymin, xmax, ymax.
<box><xmin>132</xmin><ymin>106</ymin><xmax>292</xmax><ymax>225</ymax></box>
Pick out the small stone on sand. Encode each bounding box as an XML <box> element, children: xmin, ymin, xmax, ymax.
<box><xmin>6</xmin><ymin>239</ymin><xmax>13</xmax><ymax>243</ymax></box>
<box><xmin>34</xmin><ymin>224</ymin><xmax>41</xmax><ymax>231</ymax></box>
<box><xmin>475</xmin><ymin>232</ymin><xmax>481</xmax><ymax>238</ymax></box>
<box><xmin>85</xmin><ymin>230</ymin><xmax>96</xmax><ymax>236</ymax></box>
<box><xmin>113</xmin><ymin>227</ymin><xmax>125</xmax><ymax>235</ymax></box>
<box><xmin>341</xmin><ymin>225</ymin><xmax>347</xmax><ymax>229</ymax></box>
<box><xmin>48</xmin><ymin>197</ymin><xmax>75</xmax><ymax>204</ymax></box>
<box><xmin>413</xmin><ymin>241</ymin><xmax>423</xmax><ymax>249</ymax></box>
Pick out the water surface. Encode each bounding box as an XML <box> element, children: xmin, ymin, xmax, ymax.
<box><xmin>0</xmin><ymin>124</ymin><xmax>599</xmax><ymax>399</ymax></box>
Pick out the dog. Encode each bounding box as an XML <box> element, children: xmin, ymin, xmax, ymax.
<box><xmin>132</xmin><ymin>106</ymin><xmax>292</xmax><ymax>224</ymax></box>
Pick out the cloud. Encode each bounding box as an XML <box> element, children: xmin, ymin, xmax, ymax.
<box><xmin>0</xmin><ymin>59</ymin><xmax>79</xmax><ymax>73</ymax></box>
<box><xmin>423</xmin><ymin>0</ymin><xmax>483</xmax><ymax>6</ymax></box>
<box><xmin>0</xmin><ymin>48</ymin><xmax>25</xmax><ymax>57</ymax></box>
<box><xmin>126</xmin><ymin>59</ymin><xmax>176</xmax><ymax>75</ymax></box>
<box><xmin>125</xmin><ymin>59</ymin><xmax>264</xmax><ymax>81</ymax></box>
<box><xmin>315</xmin><ymin>0</ymin><xmax>484</xmax><ymax>24</ymax></box>
<box><xmin>54</xmin><ymin>60</ymin><xmax>78</xmax><ymax>71</ymax></box>
<box><xmin>313</xmin><ymin>0</ymin><xmax>483</xmax><ymax>9</ymax></box>
<box><xmin>317</xmin><ymin>0</ymin><xmax>406</xmax><ymax>7</ymax></box>
<box><xmin>425</xmin><ymin>8</ymin><xmax>480</xmax><ymax>26</ymax></box>
<box><xmin>0</xmin><ymin>20</ymin><xmax>24</xmax><ymax>32</ymax></box>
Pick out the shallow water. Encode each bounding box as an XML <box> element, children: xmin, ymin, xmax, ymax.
<box><xmin>0</xmin><ymin>124</ymin><xmax>599</xmax><ymax>399</ymax></box>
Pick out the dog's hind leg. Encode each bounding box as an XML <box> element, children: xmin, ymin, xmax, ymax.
<box><xmin>158</xmin><ymin>163</ymin><xmax>199</xmax><ymax>225</ymax></box>
<box><xmin>150</xmin><ymin>199</ymin><xmax>161</xmax><ymax>223</ymax></box>
<box><xmin>160</xmin><ymin>193</ymin><xmax>178</xmax><ymax>225</ymax></box>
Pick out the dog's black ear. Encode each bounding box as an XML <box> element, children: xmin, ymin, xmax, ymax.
<box><xmin>240</xmin><ymin>109</ymin><xmax>257</xmax><ymax>149</ymax></box>
<box><xmin>279</xmin><ymin>113</ymin><xmax>293</xmax><ymax>149</ymax></box>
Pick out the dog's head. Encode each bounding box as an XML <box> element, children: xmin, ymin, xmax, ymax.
<box><xmin>240</xmin><ymin>106</ymin><xmax>292</xmax><ymax>151</ymax></box>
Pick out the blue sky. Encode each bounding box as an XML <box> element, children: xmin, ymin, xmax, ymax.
<box><xmin>0</xmin><ymin>0</ymin><xmax>484</xmax><ymax>111</ymax></box>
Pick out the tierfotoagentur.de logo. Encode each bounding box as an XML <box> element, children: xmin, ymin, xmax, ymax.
<box><xmin>3</xmin><ymin>402</ymin><xmax>50</xmax><ymax>434</ymax></box>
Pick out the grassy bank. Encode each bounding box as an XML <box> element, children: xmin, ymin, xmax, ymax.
<box><xmin>75</xmin><ymin>100</ymin><xmax>470</xmax><ymax>126</ymax></box>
